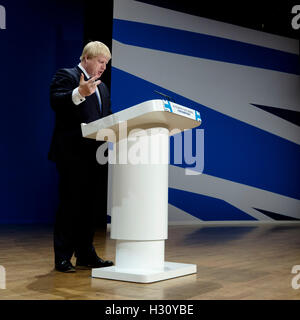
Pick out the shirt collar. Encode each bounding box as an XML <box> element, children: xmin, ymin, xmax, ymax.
<box><xmin>78</xmin><ymin>63</ymin><xmax>90</xmax><ymax>79</ymax></box>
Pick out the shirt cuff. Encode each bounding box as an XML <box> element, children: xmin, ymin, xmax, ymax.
<box><xmin>72</xmin><ymin>87</ymin><xmax>86</xmax><ymax>105</ymax></box>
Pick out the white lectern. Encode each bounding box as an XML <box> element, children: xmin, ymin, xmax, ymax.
<box><xmin>81</xmin><ymin>99</ymin><xmax>201</xmax><ymax>283</ymax></box>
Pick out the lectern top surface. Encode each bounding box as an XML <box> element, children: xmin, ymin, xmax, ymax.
<box><xmin>81</xmin><ymin>99</ymin><xmax>201</xmax><ymax>140</ymax></box>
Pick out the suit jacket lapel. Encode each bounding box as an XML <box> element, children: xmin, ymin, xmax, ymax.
<box><xmin>90</xmin><ymin>90</ymin><xmax>102</xmax><ymax>117</ymax></box>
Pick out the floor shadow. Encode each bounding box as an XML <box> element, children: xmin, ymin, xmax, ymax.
<box><xmin>26</xmin><ymin>268</ymin><xmax>92</xmax><ymax>299</ymax></box>
<box><xmin>182</xmin><ymin>226</ymin><xmax>257</xmax><ymax>246</ymax></box>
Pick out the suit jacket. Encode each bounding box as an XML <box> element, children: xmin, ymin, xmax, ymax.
<box><xmin>48</xmin><ymin>66</ymin><xmax>112</xmax><ymax>163</ymax></box>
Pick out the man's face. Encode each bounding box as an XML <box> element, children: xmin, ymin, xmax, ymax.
<box><xmin>83</xmin><ymin>54</ymin><xmax>109</xmax><ymax>79</ymax></box>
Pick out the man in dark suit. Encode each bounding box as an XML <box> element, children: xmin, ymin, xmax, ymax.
<box><xmin>49</xmin><ymin>41</ymin><xmax>113</xmax><ymax>272</ymax></box>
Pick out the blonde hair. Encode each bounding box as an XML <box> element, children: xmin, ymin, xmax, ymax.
<box><xmin>80</xmin><ymin>41</ymin><xmax>111</xmax><ymax>61</ymax></box>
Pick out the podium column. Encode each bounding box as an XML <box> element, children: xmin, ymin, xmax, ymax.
<box><xmin>92</xmin><ymin>126</ymin><xmax>197</xmax><ymax>283</ymax></box>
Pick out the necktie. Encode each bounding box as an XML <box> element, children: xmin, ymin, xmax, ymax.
<box><xmin>95</xmin><ymin>86</ymin><xmax>102</xmax><ymax>114</ymax></box>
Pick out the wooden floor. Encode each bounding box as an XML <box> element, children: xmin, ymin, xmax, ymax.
<box><xmin>0</xmin><ymin>223</ymin><xmax>300</xmax><ymax>300</ymax></box>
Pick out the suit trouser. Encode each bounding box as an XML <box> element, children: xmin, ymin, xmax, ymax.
<box><xmin>53</xmin><ymin>152</ymin><xmax>108</xmax><ymax>263</ymax></box>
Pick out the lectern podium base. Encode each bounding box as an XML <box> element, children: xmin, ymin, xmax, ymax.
<box><xmin>91</xmin><ymin>262</ymin><xmax>197</xmax><ymax>283</ymax></box>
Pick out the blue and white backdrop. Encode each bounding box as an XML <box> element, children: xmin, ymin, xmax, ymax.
<box><xmin>110</xmin><ymin>0</ymin><xmax>300</xmax><ymax>223</ymax></box>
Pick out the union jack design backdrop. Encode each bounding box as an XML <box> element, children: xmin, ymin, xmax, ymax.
<box><xmin>110</xmin><ymin>0</ymin><xmax>300</xmax><ymax>222</ymax></box>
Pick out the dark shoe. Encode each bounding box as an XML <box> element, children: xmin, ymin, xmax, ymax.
<box><xmin>76</xmin><ymin>256</ymin><xmax>114</xmax><ymax>269</ymax></box>
<box><xmin>55</xmin><ymin>260</ymin><xmax>76</xmax><ymax>273</ymax></box>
